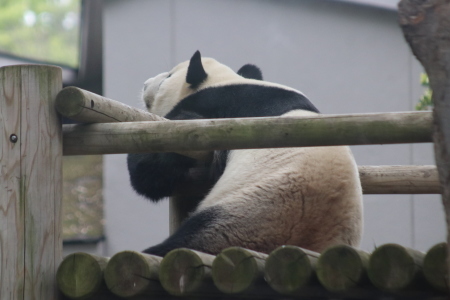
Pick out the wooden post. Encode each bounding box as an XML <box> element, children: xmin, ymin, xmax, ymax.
<box><xmin>398</xmin><ymin>0</ymin><xmax>450</xmax><ymax>290</ymax></box>
<box><xmin>0</xmin><ymin>65</ymin><xmax>63</xmax><ymax>300</ymax></box>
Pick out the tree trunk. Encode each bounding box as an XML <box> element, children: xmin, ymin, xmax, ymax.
<box><xmin>398</xmin><ymin>0</ymin><xmax>450</xmax><ymax>291</ymax></box>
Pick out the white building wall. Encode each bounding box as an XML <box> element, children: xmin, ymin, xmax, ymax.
<box><xmin>103</xmin><ymin>0</ymin><xmax>445</xmax><ymax>255</ymax></box>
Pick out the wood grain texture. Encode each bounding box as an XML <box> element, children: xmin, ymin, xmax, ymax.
<box><xmin>0</xmin><ymin>65</ymin><xmax>63</xmax><ymax>300</ymax></box>
<box><xmin>0</xmin><ymin>64</ymin><xmax>23</xmax><ymax>300</ymax></box>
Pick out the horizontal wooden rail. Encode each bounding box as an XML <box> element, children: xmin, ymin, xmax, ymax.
<box><xmin>359</xmin><ymin>165</ymin><xmax>440</xmax><ymax>194</ymax></box>
<box><xmin>56</xmin><ymin>88</ymin><xmax>439</xmax><ymax>194</ymax></box>
<box><xmin>63</xmin><ymin>118</ymin><xmax>440</xmax><ymax>194</ymax></box>
<box><xmin>56</xmin><ymin>86</ymin><xmax>210</xmax><ymax>161</ymax></box>
<box><xmin>57</xmin><ymin>88</ymin><xmax>432</xmax><ymax>155</ymax></box>
<box><xmin>56</xmin><ymin>86</ymin><xmax>165</xmax><ymax>123</ymax></box>
<box><xmin>62</xmin><ymin>111</ymin><xmax>432</xmax><ymax>155</ymax></box>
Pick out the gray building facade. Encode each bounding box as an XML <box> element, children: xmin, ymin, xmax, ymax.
<box><xmin>100</xmin><ymin>0</ymin><xmax>445</xmax><ymax>256</ymax></box>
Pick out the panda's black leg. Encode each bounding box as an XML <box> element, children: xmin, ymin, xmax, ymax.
<box><xmin>127</xmin><ymin>152</ymin><xmax>196</xmax><ymax>202</ymax></box>
<box><xmin>143</xmin><ymin>206</ymin><xmax>229</xmax><ymax>256</ymax></box>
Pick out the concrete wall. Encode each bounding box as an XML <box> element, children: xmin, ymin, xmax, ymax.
<box><xmin>103</xmin><ymin>0</ymin><xmax>445</xmax><ymax>255</ymax></box>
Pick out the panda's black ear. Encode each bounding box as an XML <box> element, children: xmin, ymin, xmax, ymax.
<box><xmin>237</xmin><ymin>64</ymin><xmax>263</xmax><ymax>80</ymax></box>
<box><xmin>186</xmin><ymin>50</ymin><xmax>208</xmax><ymax>88</ymax></box>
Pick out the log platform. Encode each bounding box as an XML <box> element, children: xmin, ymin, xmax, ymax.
<box><xmin>57</xmin><ymin>243</ymin><xmax>448</xmax><ymax>299</ymax></box>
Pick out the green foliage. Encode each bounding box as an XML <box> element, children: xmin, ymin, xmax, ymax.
<box><xmin>415</xmin><ymin>73</ymin><xmax>433</xmax><ymax>111</ymax></box>
<box><xmin>0</xmin><ymin>0</ymin><xmax>80</xmax><ymax>68</ymax></box>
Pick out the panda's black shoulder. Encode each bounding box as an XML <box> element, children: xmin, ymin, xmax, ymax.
<box><xmin>165</xmin><ymin>83</ymin><xmax>319</xmax><ymax>120</ymax></box>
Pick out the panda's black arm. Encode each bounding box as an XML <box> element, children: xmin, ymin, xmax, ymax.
<box><xmin>127</xmin><ymin>110</ymin><xmax>211</xmax><ymax>202</ymax></box>
<box><xmin>127</xmin><ymin>152</ymin><xmax>197</xmax><ymax>202</ymax></box>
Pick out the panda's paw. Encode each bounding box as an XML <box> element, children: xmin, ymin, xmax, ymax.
<box><xmin>127</xmin><ymin>152</ymin><xmax>196</xmax><ymax>201</ymax></box>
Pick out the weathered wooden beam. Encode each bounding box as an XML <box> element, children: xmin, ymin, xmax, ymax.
<box><xmin>398</xmin><ymin>0</ymin><xmax>450</xmax><ymax>289</ymax></box>
<box><xmin>56</xmin><ymin>86</ymin><xmax>165</xmax><ymax>123</ymax></box>
<box><xmin>62</xmin><ymin>111</ymin><xmax>432</xmax><ymax>155</ymax></box>
<box><xmin>103</xmin><ymin>251</ymin><xmax>165</xmax><ymax>298</ymax></box>
<box><xmin>0</xmin><ymin>65</ymin><xmax>63</xmax><ymax>300</ymax></box>
<box><xmin>56</xmin><ymin>253</ymin><xmax>109</xmax><ymax>299</ymax></box>
<box><xmin>359</xmin><ymin>165</ymin><xmax>439</xmax><ymax>194</ymax></box>
<box><xmin>212</xmin><ymin>247</ymin><xmax>270</xmax><ymax>295</ymax></box>
<box><xmin>56</xmin><ymin>86</ymin><xmax>210</xmax><ymax>161</ymax></box>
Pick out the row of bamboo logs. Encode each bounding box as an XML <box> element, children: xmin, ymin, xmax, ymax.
<box><xmin>57</xmin><ymin>243</ymin><xmax>448</xmax><ymax>299</ymax></box>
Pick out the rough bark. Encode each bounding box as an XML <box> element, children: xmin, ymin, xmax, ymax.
<box><xmin>398</xmin><ymin>0</ymin><xmax>450</xmax><ymax>291</ymax></box>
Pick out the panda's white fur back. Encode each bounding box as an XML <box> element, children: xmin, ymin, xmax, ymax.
<box><xmin>129</xmin><ymin>51</ymin><xmax>363</xmax><ymax>255</ymax></box>
<box><xmin>197</xmin><ymin>110</ymin><xmax>362</xmax><ymax>253</ymax></box>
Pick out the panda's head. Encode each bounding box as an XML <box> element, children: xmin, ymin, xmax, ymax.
<box><xmin>142</xmin><ymin>51</ymin><xmax>263</xmax><ymax>116</ymax></box>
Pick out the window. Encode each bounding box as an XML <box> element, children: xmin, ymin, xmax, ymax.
<box><xmin>0</xmin><ymin>0</ymin><xmax>81</xmax><ymax>68</ymax></box>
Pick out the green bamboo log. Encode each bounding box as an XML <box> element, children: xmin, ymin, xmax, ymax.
<box><xmin>212</xmin><ymin>247</ymin><xmax>269</xmax><ymax>295</ymax></box>
<box><xmin>316</xmin><ymin>245</ymin><xmax>370</xmax><ymax>293</ymax></box>
<box><xmin>103</xmin><ymin>251</ymin><xmax>165</xmax><ymax>298</ymax></box>
<box><xmin>264</xmin><ymin>245</ymin><xmax>321</xmax><ymax>296</ymax></box>
<box><xmin>62</xmin><ymin>111</ymin><xmax>432</xmax><ymax>156</ymax></box>
<box><xmin>368</xmin><ymin>244</ymin><xmax>427</xmax><ymax>292</ymax></box>
<box><xmin>56</xmin><ymin>252</ymin><xmax>108</xmax><ymax>300</ymax></box>
<box><xmin>158</xmin><ymin>248</ymin><xmax>218</xmax><ymax>296</ymax></box>
<box><xmin>423</xmin><ymin>242</ymin><xmax>448</xmax><ymax>292</ymax></box>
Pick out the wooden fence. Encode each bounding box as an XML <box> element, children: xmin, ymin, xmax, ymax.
<box><xmin>1</xmin><ymin>1</ymin><xmax>449</xmax><ymax>299</ymax></box>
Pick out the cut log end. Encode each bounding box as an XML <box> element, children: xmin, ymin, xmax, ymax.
<box><xmin>104</xmin><ymin>251</ymin><xmax>162</xmax><ymax>298</ymax></box>
<box><xmin>159</xmin><ymin>248</ymin><xmax>214</xmax><ymax>296</ymax></box>
<box><xmin>316</xmin><ymin>245</ymin><xmax>369</xmax><ymax>293</ymax></box>
<box><xmin>423</xmin><ymin>242</ymin><xmax>449</xmax><ymax>292</ymax></box>
<box><xmin>212</xmin><ymin>247</ymin><xmax>265</xmax><ymax>294</ymax></box>
<box><xmin>55</xmin><ymin>87</ymin><xmax>85</xmax><ymax>118</ymax></box>
<box><xmin>56</xmin><ymin>252</ymin><xmax>108</xmax><ymax>299</ymax></box>
<box><xmin>264</xmin><ymin>245</ymin><xmax>317</xmax><ymax>295</ymax></box>
<box><xmin>368</xmin><ymin>244</ymin><xmax>424</xmax><ymax>292</ymax></box>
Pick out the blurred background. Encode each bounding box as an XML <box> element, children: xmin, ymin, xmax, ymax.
<box><xmin>0</xmin><ymin>0</ymin><xmax>444</xmax><ymax>257</ymax></box>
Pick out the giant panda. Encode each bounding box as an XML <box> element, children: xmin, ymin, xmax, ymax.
<box><xmin>127</xmin><ymin>51</ymin><xmax>363</xmax><ymax>256</ymax></box>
